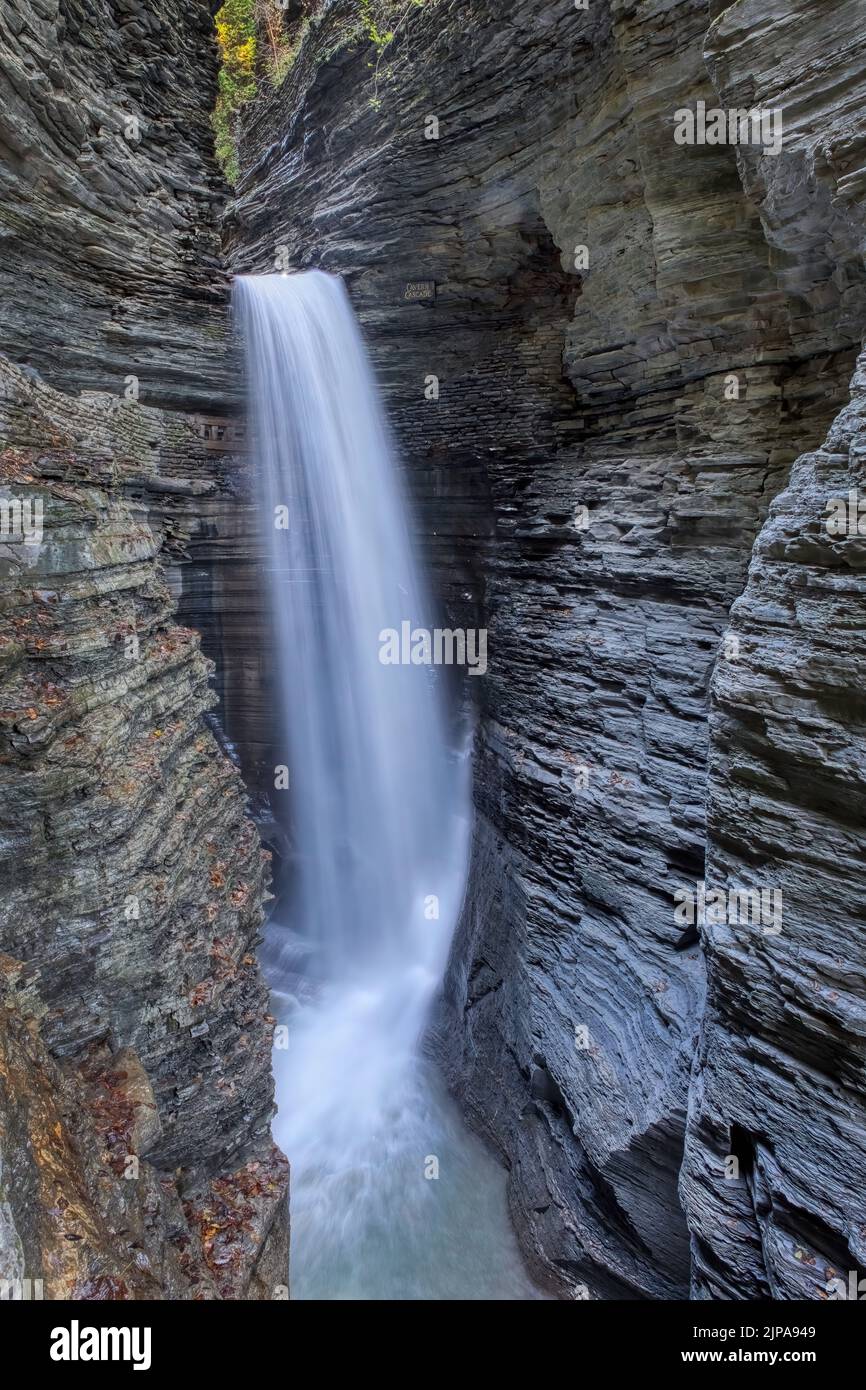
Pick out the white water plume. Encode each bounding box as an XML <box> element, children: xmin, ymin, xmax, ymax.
<box><xmin>235</xmin><ymin>270</ymin><xmax>540</xmax><ymax>1300</ymax></box>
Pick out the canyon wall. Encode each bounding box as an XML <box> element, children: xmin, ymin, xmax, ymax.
<box><xmin>681</xmin><ymin>0</ymin><xmax>866</xmax><ymax>1301</ymax></box>
<box><xmin>0</xmin><ymin>0</ymin><xmax>287</xmax><ymax>1298</ymax></box>
<box><xmin>229</xmin><ymin>0</ymin><xmax>866</xmax><ymax>1297</ymax></box>
<box><xmin>2</xmin><ymin>0</ymin><xmax>863</xmax><ymax>1303</ymax></box>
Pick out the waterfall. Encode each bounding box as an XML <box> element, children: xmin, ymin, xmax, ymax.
<box><xmin>235</xmin><ymin>270</ymin><xmax>539</xmax><ymax>1300</ymax></box>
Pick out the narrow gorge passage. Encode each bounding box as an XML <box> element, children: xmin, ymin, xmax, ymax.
<box><xmin>1</xmin><ymin>0</ymin><xmax>865</xmax><ymax>1342</ymax></box>
<box><xmin>235</xmin><ymin>271</ymin><xmax>537</xmax><ymax>1298</ymax></box>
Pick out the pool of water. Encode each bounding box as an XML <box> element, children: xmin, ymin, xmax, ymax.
<box><xmin>271</xmin><ymin>984</ymin><xmax>545</xmax><ymax>1302</ymax></box>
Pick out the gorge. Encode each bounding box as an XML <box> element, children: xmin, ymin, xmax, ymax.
<box><xmin>1</xmin><ymin>0</ymin><xmax>865</xmax><ymax>1308</ymax></box>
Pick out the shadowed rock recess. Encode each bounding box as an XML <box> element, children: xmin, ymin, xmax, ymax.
<box><xmin>0</xmin><ymin>0</ymin><xmax>287</xmax><ymax>1298</ymax></box>
<box><xmin>225</xmin><ymin>0</ymin><xmax>866</xmax><ymax>1299</ymax></box>
<box><xmin>1</xmin><ymin>0</ymin><xmax>864</xmax><ymax>1303</ymax></box>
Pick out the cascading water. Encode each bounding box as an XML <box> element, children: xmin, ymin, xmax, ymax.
<box><xmin>235</xmin><ymin>270</ymin><xmax>540</xmax><ymax>1300</ymax></box>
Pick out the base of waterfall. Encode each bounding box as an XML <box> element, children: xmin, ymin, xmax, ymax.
<box><xmin>236</xmin><ymin>271</ymin><xmax>525</xmax><ymax>1298</ymax></box>
<box><xmin>270</xmin><ymin>977</ymin><xmax>543</xmax><ymax>1301</ymax></box>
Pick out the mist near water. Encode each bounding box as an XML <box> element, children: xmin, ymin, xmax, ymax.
<box><xmin>235</xmin><ymin>270</ymin><xmax>540</xmax><ymax>1300</ymax></box>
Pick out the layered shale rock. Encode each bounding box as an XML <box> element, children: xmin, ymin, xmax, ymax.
<box><xmin>680</xmin><ymin>0</ymin><xmax>866</xmax><ymax>1301</ymax></box>
<box><xmin>0</xmin><ymin>954</ymin><xmax>204</xmax><ymax>1300</ymax></box>
<box><xmin>228</xmin><ymin>0</ymin><xmax>866</xmax><ymax>1297</ymax></box>
<box><xmin>0</xmin><ymin>356</ymin><xmax>287</xmax><ymax>1298</ymax></box>
<box><xmin>0</xmin><ymin>0</ymin><xmax>287</xmax><ymax>1299</ymax></box>
<box><xmin>0</xmin><ymin>0</ymin><xmax>229</xmax><ymax>410</ymax></box>
<box><xmin>681</xmin><ymin>350</ymin><xmax>866</xmax><ymax>1300</ymax></box>
<box><xmin>0</xmin><ymin>0</ymin><xmax>274</xmax><ymax>778</ymax></box>
<box><xmin>0</xmin><ymin>953</ymin><xmax>288</xmax><ymax>1300</ymax></box>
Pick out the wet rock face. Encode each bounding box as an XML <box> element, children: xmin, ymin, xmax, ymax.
<box><xmin>0</xmin><ymin>0</ymin><xmax>287</xmax><ymax>1299</ymax></box>
<box><xmin>229</xmin><ymin>0</ymin><xmax>866</xmax><ymax>1297</ymax></box>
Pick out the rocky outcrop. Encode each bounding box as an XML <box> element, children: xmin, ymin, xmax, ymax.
<box><xmin>228</xmin><ymin>0</ymin><xmax>866</xmax><ymax>1298</ymax></box>
<box><xmin>3</xmin><ymin>0</ymin><xmax>864</xmax><ymax>1304</ymax></box>
<box><xmin>0</xmin><ymin>351</ymin><xmax>287</xmax><ymax>1298</ymax></box>
<box><xmin>0</xmin><ymin>0</ymin><xmax>275</xmax><ymax>777</ymax></box>
<box><xmin>0</xmin><ymin>0</ymin><xmax>287</xmax><ymax>1299</ymax></box>
<box><xmin>0</xmin><ymin>954</ymin><xmax>202</xmax><ymax>1300</ymax></box>
<box><xmin>680</xmin><ymin>0</ymin><xmax>866</xmax><ymax>1301</ymax></box>
<box><xmin>0</xmin><ymin>0</ymin><xmax>230</xmax><ymax>411</ymax></box>
<box><xmin>0</xmin><ymin>953</ymin><xmax>288</xmax><ymax>1300</ymax></box>
<box><xmin>682</xmin><ymin>349</ymin><xmax>866</xmax><ymax>1300</ymax></box>
<box><xmin>0</xmin><ymin>953</ymin><xmax>286</xmax><ymax>1300</ymax></box>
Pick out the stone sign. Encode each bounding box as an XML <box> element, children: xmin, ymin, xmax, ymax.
<box><xmin>403</xmin><ymin>280</ymin><xmax>436</xmax><ymax>302</ymax></box>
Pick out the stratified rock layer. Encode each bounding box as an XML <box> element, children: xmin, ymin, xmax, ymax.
<box><xmin>229</xmin><ymin>0</ymin><xmax>866</xmax><ymax>1297</ymax></box>
<box><xmin>0</xmin><ymin>356</ymin><xmax>287</xmax><ymax>1298</ymax></box>
<box><xmin>0</xmin><ymin>0</ymin><xmax>230</xmax><ymax>411</ymax></box>
<box><xmin>0</xmin><ymin>0</ymin><xmax>287</xmax><ymax>1299</ymax></box>
<box><xmin>0</xmin><ymin>954</ymin><xmax>207</xmax><ymax>1301</ymax></box>
<box><xmin>680</xmin><ymin>0</ymin><xmax>866</xmax><ymax>1301</ymax></box>
<box><xmin>682</xmin><ymin>350</ymin><xmax>866</xmax><ymax>1300</ymax></box>
<box><xmin>0</xmin><ymin>0</ymin><xmax>281</xmax><ymax>789</ymax></box>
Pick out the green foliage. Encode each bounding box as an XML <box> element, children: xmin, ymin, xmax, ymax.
<box><xmin>212</xmin><ymin>1</ymin><xmax>304</xmax><ymax>185</ymax></box>
<box><xmin>260</xmin><ymin>2</ymin><xmax>307</xmax><ymax>89</ymax></box>
<box><xmin>359</xmin><ymin>0</ymin><xmax>395</xmax><ymax>50</ymax></box>
<box><xmin>212</xmin><ymin>0</ymin><xmax>257</xmax><ymax>185</ymax></box>
<box><xmin>359</xmin><ymin>0</ymin><xmax>425</xmax><ymax>49</ymax></box>
<box><xmin>211</xmin><ymin>0</ymin><xmax>428</xmax><ymax>178</ymax></box>
<box><xmin>358</xmin><ymin>0</ymin><xmax>426</xmax><ymax>105</ymax></box>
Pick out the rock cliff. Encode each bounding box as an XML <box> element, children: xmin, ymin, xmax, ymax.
<box><xmin>227</xmin><ymin>0</ymin><xmax>866</xmax><ymax>1298</ymax></box>
<box><xmin>681</xmin><ymin>0</ymin><xmax>866</xmax><ymax>1300</ymax></box>
<box><xmin>0</xmin><ymin>0</ymin><xmax>287</xmax><ymax>1299</ymax></box>
<box><xmin>2</xmin><ymin>0</ymin><xmax>864</xmax><ymax>1303</ymax></box>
